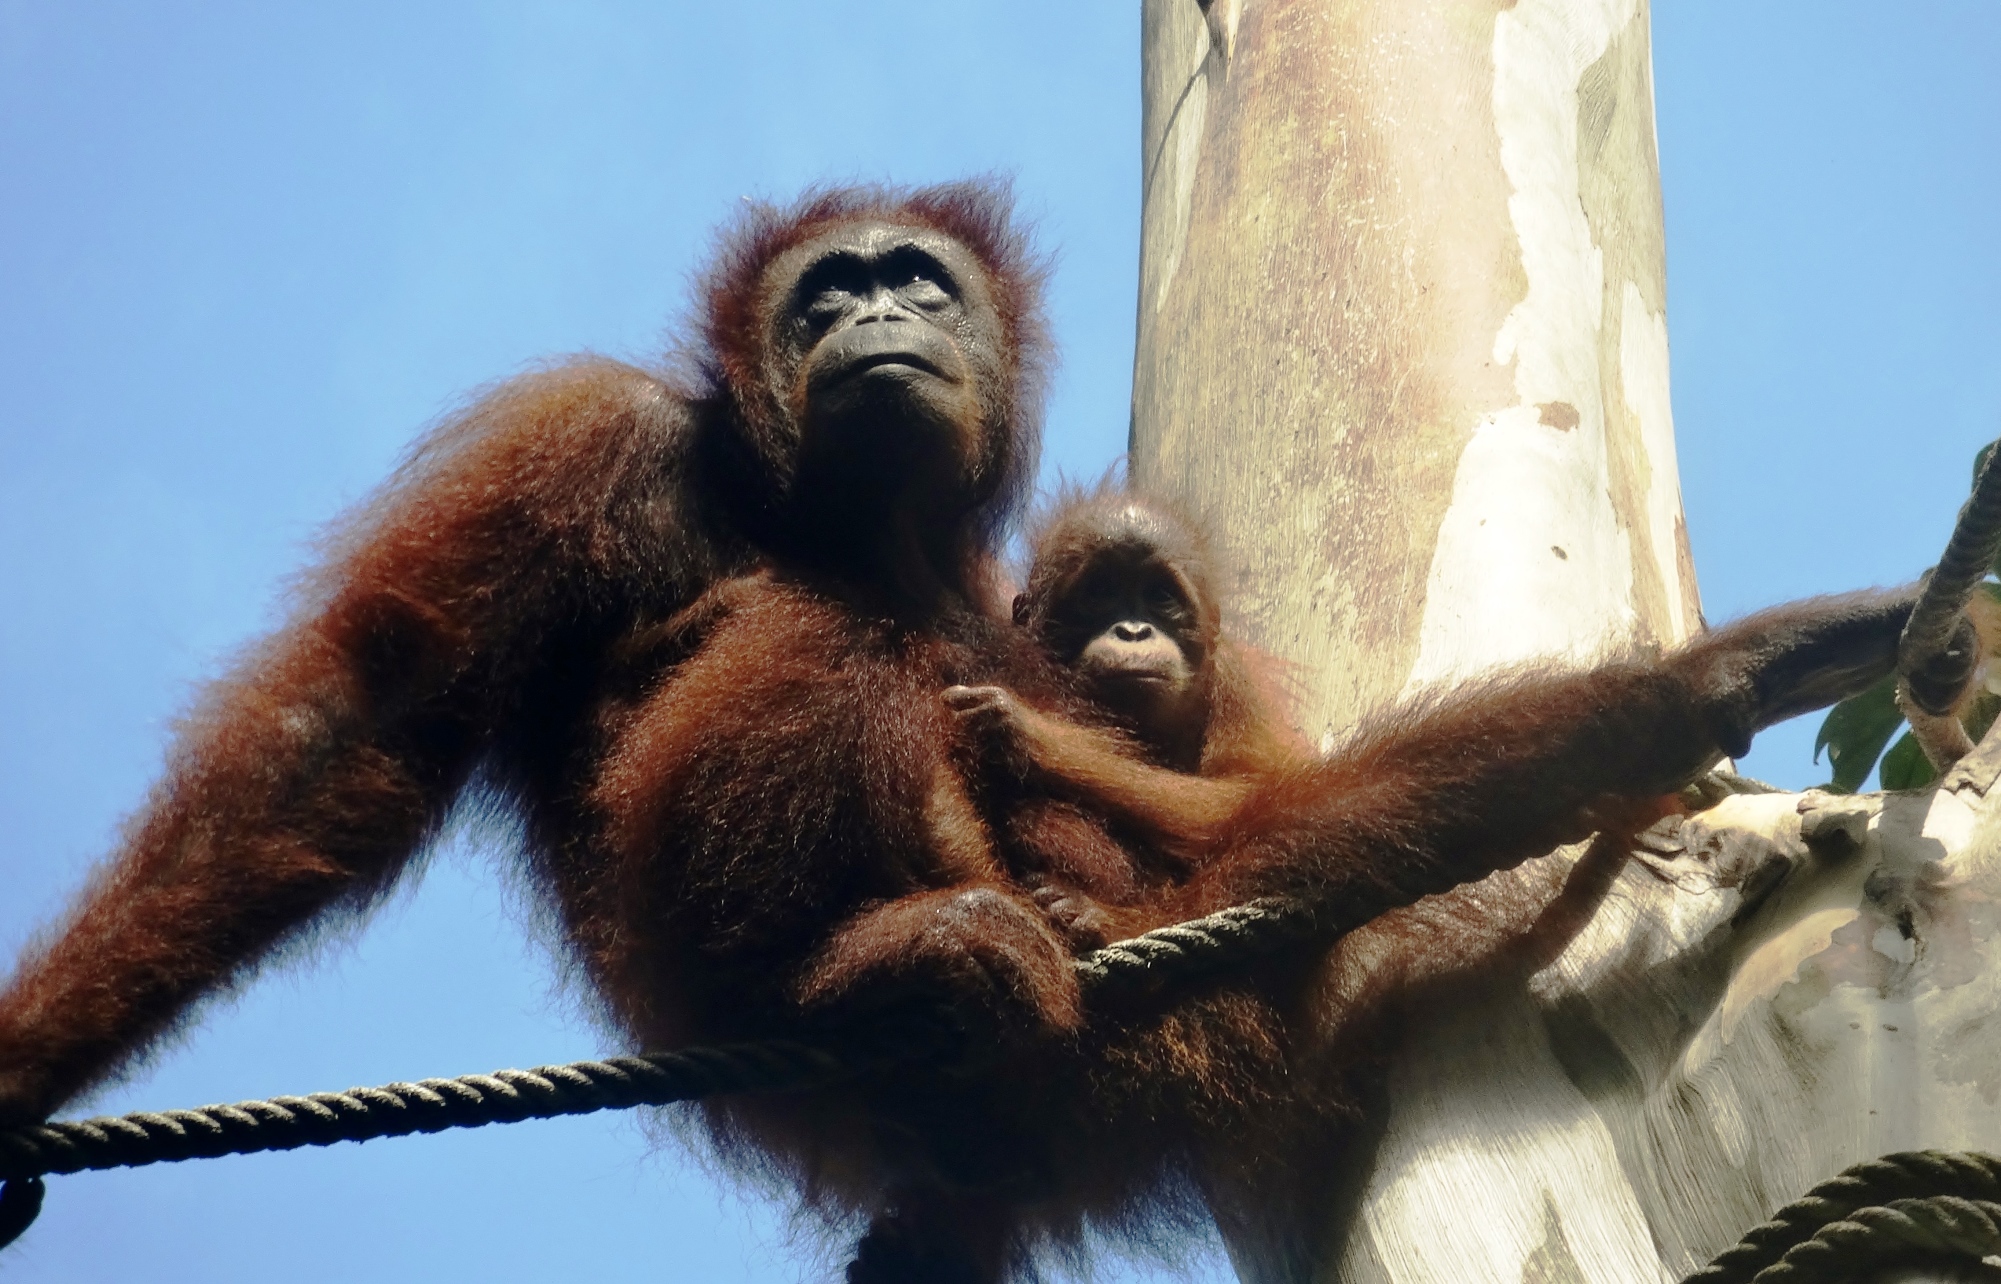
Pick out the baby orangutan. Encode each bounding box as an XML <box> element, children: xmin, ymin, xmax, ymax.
<box><xmin>945</xmin><ymin>490</ymin><xmax>1292</xmax><ymax>947</ymax></box>
<box><xmin>922</xmin><ymin>487</ymin><xmax>1978</xmax><ymax>1280</ymax></box>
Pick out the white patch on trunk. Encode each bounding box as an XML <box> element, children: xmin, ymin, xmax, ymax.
<box><xmin>1620</xmin><ymin>281</ymin><xmax>1690</xmax><ymax>642</ymax></box>
<box><xmin>1357</xmin><ymin>985</ymin><xmax>1673</xmax><ymax>1284</ymax></box>
<box><xmin>1400</xmin><ymin>0</ymin><xmax>1643</xmax><ymax>692</ymax></box>
<box><xmin>1359</xmin><ymin>4</ymin><xmax>1663</xmax><ymax>1281</ymax></box>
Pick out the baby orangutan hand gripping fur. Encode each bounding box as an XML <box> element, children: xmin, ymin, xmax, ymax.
<box><xmin>0</xmin><ymin>175</ymin><xmax>1980</xmax><ymax>1284</ymax></box>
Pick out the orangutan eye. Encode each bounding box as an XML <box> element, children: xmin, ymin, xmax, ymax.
<box><xmin>807</xmin><ymin>289</ymin><xmax>851</xmax><ymax>324</ymax></box>
<box><xmin>1145</xmin><ymin>581</ymin><xmax>1189</xmax><ymax>622</ymax></box>
<box><xmin>884</xmin><ymin>246</ymin><xmax>957</xmax><ymax>311</ymax></box>
<box><xmin>900</xmin><ymin>276</ymin><xmax>951</xmax><ymax>309</ymax></box>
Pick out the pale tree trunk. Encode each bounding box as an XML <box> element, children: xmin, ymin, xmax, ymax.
<box><xmin>1130</xmin><ymin>2</ymin><xmax>2001</xmax><ymax>1282</ymax></box>
<box><xmin>1133</xmin><ymin>0</ymin><xmax>1696</xmax><ymax>748</ymax></box>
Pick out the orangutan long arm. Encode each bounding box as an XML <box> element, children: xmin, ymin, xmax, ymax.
<box><xmin>1181</xmin><ymin>586</ymin><xmax>1937</xmax><ymax>922</ymax></box>
<box><xmin>0</xmin><ymin>364</ymin><xmax>703</xmax><ymax>1124</ymax></box>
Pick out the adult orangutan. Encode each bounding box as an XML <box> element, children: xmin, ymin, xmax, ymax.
<box><xmin>0</xmin><ymin>181</ymin><xmax>1977</xmax><ymax>1283</ymax></box>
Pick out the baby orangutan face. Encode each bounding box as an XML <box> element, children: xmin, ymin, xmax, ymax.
<box><xmin>1047</xmin><ymin>549</ymin><xmax>1209</xmax><ymax>750</ymax></box>
<box><xmin>1012</xmin><ymin>500</ymin><xmax>1220</xmax><ymax>771</ymax></box>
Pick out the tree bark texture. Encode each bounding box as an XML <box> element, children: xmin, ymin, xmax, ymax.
<box><xmin>1132</xmin><ymin>0</ymin><xmax>1698</xmax><ymax>745</ymax></box>
<box><xmin>1309</xmin><ymin>763</ymin><xmax>2001</xmax><ymax>1284</ymax></box>
<box><xmin>1131</xmin><ymin>2</ymin><xmax>2001</xmax><ymax>1282</ymax></box>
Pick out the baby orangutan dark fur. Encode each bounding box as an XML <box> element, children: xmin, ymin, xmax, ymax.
<box><xmin>944</xmin><ymin>488</ymin><xmax>1301</xmax><ymax>950</ymax></box>
<box><xmin>0</xmin><ymin>179</ymin><xmax>1981</xmax><ymax>1284</ymax></box>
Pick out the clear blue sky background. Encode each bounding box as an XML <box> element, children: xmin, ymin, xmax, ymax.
<box><xmin>1</xmin><ymin>4</ymin><xmax>1995</xmax><ymax>1281</ymax></box>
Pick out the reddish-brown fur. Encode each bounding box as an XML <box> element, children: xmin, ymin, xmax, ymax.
<box><xmin>0</xmin><ymin>179</ymin><xmax>1952</xmax><ymax>1284</ymax></box>
<box><xmin>0</xmin><ymin>180</ymin><xmax>1064</xmax><ymax>1152</ymax></box>
<box><xmin>1015</xmin><ymin>484</ymin><xmax>1305</xmax><ymax>779</ymax></box>
<box><xmin>905</xmin><ymin>488</ymin><xmax>1941</xmax><ymax>1277</ymax></box>
<box><xmin>0</xmin><ymin>182</ymin><xmax>1222</xmax><ymax>1282</ymax></box>
<box><xmin>947</xmin><ymin>487</ymin><xmax>1307</xmax><ymax>948</ymax></box>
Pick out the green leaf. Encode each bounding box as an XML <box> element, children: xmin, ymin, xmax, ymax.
<box><xmin>1879</xmin><ymin>731</ymin><xmax>1941</xmax><ymax>791</ymax></box>
<box><xmin>1814</xmin><ymin>673</ymin><xmax>1905</xmax><ymax>793</ymax></box>
<box><xmin>1964</xmin><ymin>689</ymin><xmax>2001</xmax><ymax>744</ymax></box>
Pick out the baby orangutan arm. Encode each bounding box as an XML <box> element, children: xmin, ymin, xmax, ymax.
<box><xmin>944</xmin><ymin>684</ymin><xmax>1251</xmax><ymax>855</ymax></box>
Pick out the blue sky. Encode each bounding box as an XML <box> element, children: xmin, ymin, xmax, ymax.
<box><xmin>0</xmin><ymin>4</ymin><xmax>1996</xmax><ymax>1281</ymax></box>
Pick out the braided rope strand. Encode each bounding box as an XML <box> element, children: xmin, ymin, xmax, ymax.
<box><xmin>1750</xmin><ymin>1196</ymin><xmax>2001</xmax><ymax>1284</ymax></box>
<box><xmin>1684</xmin><ymin>1151</ymin><xmax>2001</xmax><ymax>1284</ymax></box>
<box><xmin>0</xmin><ymin>902</ymin><xmax>1297</xmax><ymax>1248</ymax></box>
<box><xmin>0</xmin><ymin>1041</ymin><xmax>848</xmax><ymax>1185</ymax></box>
<box><xmin>0</xmin><ymin>901</ymin><xmax>1310</xmax><ymax>1190</ymax></box>
<box><xmin>0</xmin><ymin>890</ymin><xmax>1335</xmax><ymax>1251</ymax></box>
<box><xmin>0</xmin><ymin>839</ymin><xmax>1785</xmax><ymax>1250</ymax></box>
<box><xmin>1073</xmin><ymin>897</ymin><xmax>1310</xmax><ymax>996</ymax></box>
<box><xmin>1901</xmin><ymin>436</ymin><xmax>2001</xmax><ymax>672</ymax></box>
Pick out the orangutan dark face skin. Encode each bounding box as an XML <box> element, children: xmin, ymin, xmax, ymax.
<box><xmin>761</xmin><ymin>221</ymin><xmax>1009</xmax><ymax>533</ymax></box>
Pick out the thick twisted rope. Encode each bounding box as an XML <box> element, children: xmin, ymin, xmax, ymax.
<box><xmin>1750</xmin><ymin>1197</ymin><xmax>2001</xmax><ymax>1283</ymax></box>
<box><xmin>0</xmin><ymin>851</ymin><xmax>1701</xmax><ymax>1246</ymax></box>
<box><xmin>1684</xmin><ymin>1150</ymin><xmax>2001</xmax><ymax>1284</ymax></box>
<box><xmin>0</xmin><ymin>895</ymin><xmax>1310</xmax><ymax>1248</ymax></box>
<box><xmin>0</xmin><ymin>1041</ymin><xmax>860</xmax><ymax>1186</ymax></box>
<box><xmin>1894</xmin><ymin>438</ymin><xmax>2001</xmax><ymax>769</ymax></box>
<box><xmin>1074</xmin><ymin>896</ymin><xmax>1311</xmax><ymax>995</ymax></box>
<box><xmin>1900</xmin><ymin>438</ymin><xmax>2001</xmax><ymax>679</ymax></box>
